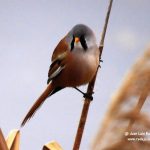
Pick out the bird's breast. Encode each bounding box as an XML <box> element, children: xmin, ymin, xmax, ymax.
<box><xmin>53</xmin><ymin>50</ymin><xmax>99</xmax><ymax>87</ymax></box>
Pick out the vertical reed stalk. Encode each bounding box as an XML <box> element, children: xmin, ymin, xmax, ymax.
<box><xmin>73</xmin><ymin>0</ymin><xmax>114</xmax><ymax>149</ymax></box>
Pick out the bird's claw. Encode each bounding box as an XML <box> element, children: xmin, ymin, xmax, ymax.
<box><xmin>83</xmin><ymin>93</ymin><xmax>93</xmax><ymax>101</ymax></box>
<box><xmin>74</xmin><ymin>87</ymin><xmax>93</xmax><ymax>101</ymax></box>
<box><xmin>100</xmin><ymin>59</ymin><xmax>103</xmax><ymax>62</ymax></box>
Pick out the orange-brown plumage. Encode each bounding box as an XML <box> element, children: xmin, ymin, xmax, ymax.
<box><xmin>21</xmin><ymin>24</ymin><xmax>99</xmax><ymax>127</ymax></box>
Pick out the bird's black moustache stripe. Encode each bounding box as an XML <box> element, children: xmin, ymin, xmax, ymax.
<box><xmin>80</xmin><ymin>35</ymin><xmax>88</xmax><ymax>50</ymax></box>
<box><xmin>71</xmin><ymin>36</ymin><xmax>75</xmax><ymax>51</ymax></box>
<box><xmin>71</xmin><ymin>35</ymin><xmax>88</xmax><ymax>51</ymax></box>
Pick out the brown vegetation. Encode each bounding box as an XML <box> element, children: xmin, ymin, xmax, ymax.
<box><xmin>91</xmin><ymin>48</ymin><xmax>150</xmax><ymax>150</ymax></box>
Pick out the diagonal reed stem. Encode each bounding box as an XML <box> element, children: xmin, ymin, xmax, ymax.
<box><xmin>127</xmin><ymin>82</ymin><xmax>150</xmax><ymax>131</ymax></box>
<box><xmin>73</xmin><ymin>0</ymin><xmax>113</xmax><ymax>150</ymax></box>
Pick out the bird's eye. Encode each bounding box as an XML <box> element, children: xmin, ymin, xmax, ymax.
<box><xmin>71</xmin><ymin>36</ymin><xmax>75</xmax><ymax>51</ymax></box>
<box><xmin>80</xmin><ymin>35</ymin><xmax>88</xmax><ymax>50</ymax></box>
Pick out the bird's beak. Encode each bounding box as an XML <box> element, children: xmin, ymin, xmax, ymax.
<box><xmin>75</xmin><ymin>37</ymin><xmax>80</xmax><ymax>43</ymax></box>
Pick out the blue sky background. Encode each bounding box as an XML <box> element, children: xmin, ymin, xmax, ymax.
<box><xmin>0</xmin><ymin>0</ymin><xmax>150</xmax><ymax>149</ymax></box>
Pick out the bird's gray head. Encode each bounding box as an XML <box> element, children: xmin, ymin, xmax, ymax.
<box><xmin>66</xmin><ymin>24</ymin><xmax>97</xmax><ymax>51</ymax></box>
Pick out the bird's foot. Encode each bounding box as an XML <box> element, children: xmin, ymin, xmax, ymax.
<box><xmin>74</xmin><ymin>87</ymin><xmax>93</xmax><ymax>101</ymax></box>
<box><xmin>100</xmin><ymin>59</ymin><xmax>103</xmax><ymax>62</ymax></box>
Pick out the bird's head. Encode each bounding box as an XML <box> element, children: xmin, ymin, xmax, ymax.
<box><xmin>66</xmin><ymin>24</ymin><xmax>97</xmax><ymax>51</ymax></box>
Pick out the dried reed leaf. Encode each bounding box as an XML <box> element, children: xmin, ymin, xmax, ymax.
<box><xmin>42</xmin><ymin>140</ymin><xmax>63</xmax><ymax>150</ymax></box>
<box><xmin>6</xmin><ymin>129</ymin><xmax>20</xmax><ymax>150</ymax></box>
<box><xmin>0</xmin><ymin>129</ymin><xmax>8</xmax><ymax>150</ymax></box>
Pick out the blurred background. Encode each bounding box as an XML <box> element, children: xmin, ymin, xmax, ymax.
<box><xmin>0</xmin><ymin>0</ymin><xmax>150</xmax><ymax>149</ymax></box>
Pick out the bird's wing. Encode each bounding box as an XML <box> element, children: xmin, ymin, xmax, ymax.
<box><xmin>47</xmin><ymin>52</ymin><xmax>67</xmax><ymax>84</ymax></box>
<box><xmin>47</xmin><ymin>37</ymin><xmax>70</xmax><ymax>84</ymax></box>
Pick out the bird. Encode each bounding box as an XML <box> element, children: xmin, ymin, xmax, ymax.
<box><xmin>21</xmin><ymin>24</ymin><xmax>100</xmax><ymax>127</ymax></box>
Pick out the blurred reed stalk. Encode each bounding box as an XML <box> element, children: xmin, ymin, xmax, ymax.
<box><xmin>91</xmin><ymin>48</ymin><xmax>150</xmax><ymax>150</ymax></box>
<box><xmin>127</xmin><ymin>80</ymin><xmax>150</xmax><ymax>131</ymax></box>
<box><xmin>73</xmin><ymin>0</ymin><xmax>114</xmax><ymax>150</ymax></box>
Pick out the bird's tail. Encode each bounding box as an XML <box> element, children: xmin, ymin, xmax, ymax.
<box><xmin>21</xmin><ymin>83</ymin><xmax>54</xmax><ymax>127</ymax></box>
